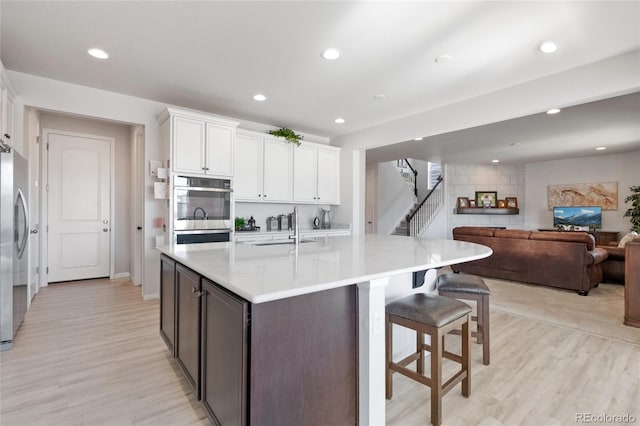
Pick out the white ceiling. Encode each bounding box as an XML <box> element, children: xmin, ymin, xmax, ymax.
<box><xmin>2</xmin><ymin>1</ymin><xmax>640</xmax><ymax>161</ymax></box>
<box><xmin>366</xmin><ymin>91</ymin><xmax>640</xmax><ymax>165</ymax></box>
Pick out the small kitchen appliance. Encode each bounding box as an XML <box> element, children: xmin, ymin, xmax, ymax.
<box><xmin>321</xmin><ymin>208</ymin><xmax>332</xmax><ymax>229</ymax></box>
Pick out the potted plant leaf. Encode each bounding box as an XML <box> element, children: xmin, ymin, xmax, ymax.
<box><xmin>268</xmin><ymin>127</ymin><xmax>303</xmax><ymax>146</ymax></box>
<box><xmin>623</xmin><ymin>185</ymin><xmax>640</xmax><ymax>232</ymax></box>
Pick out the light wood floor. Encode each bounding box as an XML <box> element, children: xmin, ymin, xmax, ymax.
<box><xmin>0</xmin><ymin>278</ymin><xmax>208</xmax><ymax>426</ymax></box>
<box><xmin>1</xmin><ymin>278</ymin><xmax>638</xmax><ymax>426</ymax></box>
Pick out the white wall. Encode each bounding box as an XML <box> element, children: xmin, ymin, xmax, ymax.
<box><xmin>376</xmin><ymin>161</ymin><xmax>415</xmax><ymax>235</ymax></box>
<box><xmin>9</xmin><ymin>70</ymin><xmax>332</xmax><ymax>298</ymax></box>
<box><xmin>333</xmin><ymin>148</ymin><xmax>365</xmax><ymax>235</ymax></box>
<box><xmin>9</xmin><ymin>71</ymin><xmax>171</xmax><ymax>299</ymax></box>
<box><xmin>333</xmin><ymin>51</ymin><xmax>640</xmax><ymax>237</ymax></box>
<box><xmin>39</xmin><ymin>112</ymin><xmax>133</xmax><ymax>276</ymax></box>
<box><xmin>447</xmin><ymin>163</ymin><xmax>526</xmax><ymax>233</ymax></box>
<box><xmin>525</xmin><ymin>150</ymin><xmax>640</xmax><ymax>233</ymax></box>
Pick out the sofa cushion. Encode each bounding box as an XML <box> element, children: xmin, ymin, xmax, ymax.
<box><xmin>494</xmin><ymin>229</ymin><xmax>532</xmax><ymax>239</ymax></box>
<box><xmin>529</xmin><ymin>231</ymin><xmax>595</xmax><ymax>250</ymax></box>
<box><xmin>453</xmin><ymin>226</ymin><xmax>495</xmax><ymax>237</ymax></box>
<box><xmin>618</xmin><ymin>231</ymin><xmax>639</xmax><ymax>248</ymax></box>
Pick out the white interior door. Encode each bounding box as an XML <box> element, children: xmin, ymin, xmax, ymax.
<box><xmin>27</xmin><ymin>109</ymin><xmax>40</xmax><ymax>300</ymax></box>
<box><xmin>47</xmin><ymin>131</ymin><xmax>112</xmax><ymax>283</ymax></box>
<box><xmin>131</xmin><ymin>127</ymin><xmax>144</xmax><ymax>286</ymax></box>
<box><xmin>365</xmin><ymin>169</ymin><xmax>377</xmax><ymax>234</ymax></box>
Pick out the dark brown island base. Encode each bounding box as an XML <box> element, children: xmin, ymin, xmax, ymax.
<box><xmin>160</xmin><ymin>255</ymin><xmax>358</xmax><ymax>425</ymax></box>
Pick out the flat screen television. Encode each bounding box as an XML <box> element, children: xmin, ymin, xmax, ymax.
<box><xmin>553</xmin><ymin>206</ymin><xmax>602</xmax><ymax>230</ymax></box>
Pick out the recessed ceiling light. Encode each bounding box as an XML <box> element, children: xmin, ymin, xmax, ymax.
<box><xmin>88</xmin><ymin>48</ymin><xmax>109</xmax><ymax>59</ymax></box>
<box><xmin>539</xmin><ymin>41</ymin><xmax>558</xmax><ymax>53</ymax></box>
<box><xmin>414</xmin><ymin>137</ymin><xmax>423</xmax><ymax>141</ymax></box>
<box><xmin>434</xmin><ymin>54</ymin><xmax>452</xmax><ymax>64</ymax></box>
<box><xmin>373</xmin><ymin>94</ymin><xmax>386</xmax><ymax>101</ymax></box>
<box><xmin>492</xmin><ymin>159</ymin><xmax>500</xmax><ymax>163</ymax></box>
<box><xmin>596</xmin><ymin>146</ymin><xmax>607</xmax><ymax>151</ymax></box>
<box><xmin>253</xmin><ymin>94</ymin><xmax>267</xmax><ymax>102</ymax></box>
<box><xmin>322</xmin><ymin>48</ymin><xmax>341</xmax><ymax>60</ymax></box>
<box><xmin>334</xmin><ymin>118</ymin><xmax>345</xmax><ymax>124</ymax></box>
<box><xmin>546</xmin><ymin>108</ymin><xmax>561</xmax><ymax>115</ymax></box>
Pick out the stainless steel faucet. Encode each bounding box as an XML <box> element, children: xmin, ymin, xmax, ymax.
<box><xmin>289</xmin><ymin>206</ymin><xmax>300</xmax><ymax>246</ymax></box>
<box><xmin>193</xmin><ymin>207</ymin><xmax>207</xmax><ymax>220</ymax></box>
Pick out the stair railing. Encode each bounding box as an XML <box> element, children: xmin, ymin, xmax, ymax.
<box><xmin>395</xmin><ymin>159</ymin><xmax>418</xmax><ymax>197</ymax></box>
<box><xmin>406</xmin><ymin>176</ymin><xmax>444</xmax><ymax>236</ymax></box>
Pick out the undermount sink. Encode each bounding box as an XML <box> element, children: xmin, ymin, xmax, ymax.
<box><xmin>251</xmin><ymin>239</ymin><xmax>316</xmax><ymax>246</ymax></box>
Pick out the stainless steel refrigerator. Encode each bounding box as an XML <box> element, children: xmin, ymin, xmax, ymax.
<box><xmin>0</xmin><ymin>141</ymin><xmax>28</xmax><ymax>351</ymax></box>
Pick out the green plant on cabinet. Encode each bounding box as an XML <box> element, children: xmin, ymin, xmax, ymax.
<box><xmin>623</xmin><ymin>185</ymin><xmax>640</xmax><ymax>232</ymax></box>
<box><xmin>268</xmin><ymin>127</ymin><xmax>303</xmax><ymax>146</ymax></box>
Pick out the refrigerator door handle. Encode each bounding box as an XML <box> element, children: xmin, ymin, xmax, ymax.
<box><xmin>15</xmin><ymin>189</ymin><xmax>29</xmax><ymax>259</ymax></box>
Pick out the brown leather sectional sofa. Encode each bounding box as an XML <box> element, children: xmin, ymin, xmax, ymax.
<box><xmin>451</xmin><ymin>227</ymin><xmax>609</xmax><ymax>295</ymax></box>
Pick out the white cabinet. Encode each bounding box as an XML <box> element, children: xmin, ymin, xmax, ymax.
<box><xmin>262</xmin><ymin>138</ymin><xmax>292</xmax><ymax>202</ymax></box>
<box><xmin>293</xmin><ymin>143</ymin><xmax>340</xmax><ymax>204</ymax></box>
<box><xmin>0</xmin><ymin>75</ymin><xmax>15</xmax><ymax>147</ymax></box>
<box><xmin>234</xmin><ymin>133</ymin><xmax>262</xmax><ymax>201</ymax></box>
<box><xmin>234</xmin><ymin>131</ymin><xmax>293</xmax><ymax>202</ymax></box>
<box><xmin>172</xmin><ymin>115</ymin><xmax>205</xmax><ymax>174</ymax></box>
<box><xmin>159</xmin><ymin>108</ymin><xmax>238</xmax><ymax>178</ymax></box>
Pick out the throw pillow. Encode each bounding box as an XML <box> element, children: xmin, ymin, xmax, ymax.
<box><xmin>618</xmin><ymin>231</ymin><xmax>639</xmax><ymax>248</ymax></box>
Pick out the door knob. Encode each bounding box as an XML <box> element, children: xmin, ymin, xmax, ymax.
<box><xmin>103</xmin><ymin>228</ymin><xmax>109</xmax><ymax>232</ymax></box>
<box><xmin>30</xmin><ymin>229</ymin><xmax>39</xmax><ymax>234</ymax></box>
<box><xmin>103</xmin><ymin>219</ymin><xmax>109</xmax><ymax>224</ymax></box>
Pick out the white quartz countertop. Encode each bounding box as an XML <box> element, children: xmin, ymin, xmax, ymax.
<box><xmin>157</xmin><ymin>235</ymin><xmax>492</xmax><ymax>304</ymax></box>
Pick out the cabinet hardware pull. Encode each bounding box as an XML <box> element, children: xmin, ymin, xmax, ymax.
<box><xmin>192</xmin><ymin>286</ymin><xmax>203</xmax><ymax>297</ymax></box>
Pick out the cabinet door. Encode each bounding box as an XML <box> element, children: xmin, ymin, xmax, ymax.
<box><xmin>262</xmin><ymin>139</ymin><xmax>292</xmax><ymax>202</ymax></box>
<box><xmin>0</xmin><ymin>81</ymin><xmax>6</xmax><ymax>140</ymax></box>
<box><xmin>201</xmin><ymin>279</ymin><xmax>248</xmax><ymax>426</ymax></box>
<box><xmin>160</xmin><ymin>255</ymin><xmax>176</xmax><ymax>355</ymax></box>
<box><xmin>317</xmin><ymin>148</ymin><xmax>340</xmax><ymax>204</ymax></box>
<box><xmin>234</xmin><ymin>134</ymin><xmax>263</xmax><ymax>201</ymax></box>
<box><xmin>173</xmin><ymin>115</ymin><xmax>206</xmax><ymax>175</ymax></box>
<box><xmin>4</xmin><ymin>92</ymin><xmax>13</xmax><ymax>141</ymax></box>
<box><xmin>292</xmin><ymin>145</ymin><xmax>318</xmax><ymax>203</ymax></box>
<box><xmin>176</xmin><ymin>264</ymin><xmax>201</xmax><ymax>398</ymax></box>
<box><xmin>205</xmin><ymin>123</ymin><xmax>234</xmax><ymax>177</ymax></box>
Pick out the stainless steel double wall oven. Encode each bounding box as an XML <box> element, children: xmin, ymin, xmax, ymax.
<box><xmin>173</xmin><ymin>175</ymin><xmax>232</xmax><ymax>244</ymax></box>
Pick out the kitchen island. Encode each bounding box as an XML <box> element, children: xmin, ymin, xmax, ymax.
<box><xmin>157</xmin><ymin>234</ymin><xmax>491</xmax><ymax>425</ymax></box>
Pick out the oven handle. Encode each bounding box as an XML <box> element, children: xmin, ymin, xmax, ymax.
<box><xmin>174</xmin><ymin>229</ymin><xmax>232</xmax><ymax>235</ymax></box>
<box><xmin>174</xmin><ymin>186</ymin><xmax>232</xmax><ymax>193</ymax></box>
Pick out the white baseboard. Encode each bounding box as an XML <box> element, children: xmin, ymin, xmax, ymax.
<box><xmin>113</xmin><ymin>272</ymin><xmax>131</xmax><ymax>279</ymax></box>
<box><xmin>143</xmin><ymin>293</ymin><xmax>159</xmax><ymax>300</ymax></box>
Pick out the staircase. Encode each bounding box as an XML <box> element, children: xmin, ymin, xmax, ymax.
<box><xmin>395</xmin><ymin>159</ymin><xmax>417</xmax><ymax>197</ymax></box>
<box><xmin>392</xmin><ymin>203</ymin><xmax>421</xmax><ymax>235</ymax></box>
<box><xmin>392</xmin><ymin>176</ymin><xmax>444</xmax><ymax>236</ymax></box>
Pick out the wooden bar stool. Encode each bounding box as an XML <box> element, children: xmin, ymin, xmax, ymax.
<box><xmin>437</xmin><ymin>273</ymin><xmax>491</xmax><ymax>365</ymax></box>
<box><xmin>386</xmin><ymin>293</ymin><xmax>472</xmax><ymax>426</ymax></box>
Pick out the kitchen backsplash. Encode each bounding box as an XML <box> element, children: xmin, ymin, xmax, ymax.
<box><xmin>234</xmin><ymin>203</ymin><xmax>332</xmax><ymax>230</ymax></box>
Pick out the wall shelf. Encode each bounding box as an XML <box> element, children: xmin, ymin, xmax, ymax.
<box><xmin>455</xmin><ymin>207</ymin><xmax>519</xmax><ymax>215</ymax></box>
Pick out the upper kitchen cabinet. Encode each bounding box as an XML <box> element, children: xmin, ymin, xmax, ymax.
<box><xmin>0</xmin><ymin>73</ymin><xmax>15</xmax><ymax>147</ymax></box>
<box><xmin>234</xmin><ymin>131</ymin><xmax>292</xmax><ymax>203</ymax></box>
<box><xmin>293</xmin><ymin>142</ymin><xmax>340</xmax><ymax>205</ymax></box>
<box><xmin>158</xmin><ymin>107</ymin><xmax>238</xmax><ymax>178</ymax></box>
